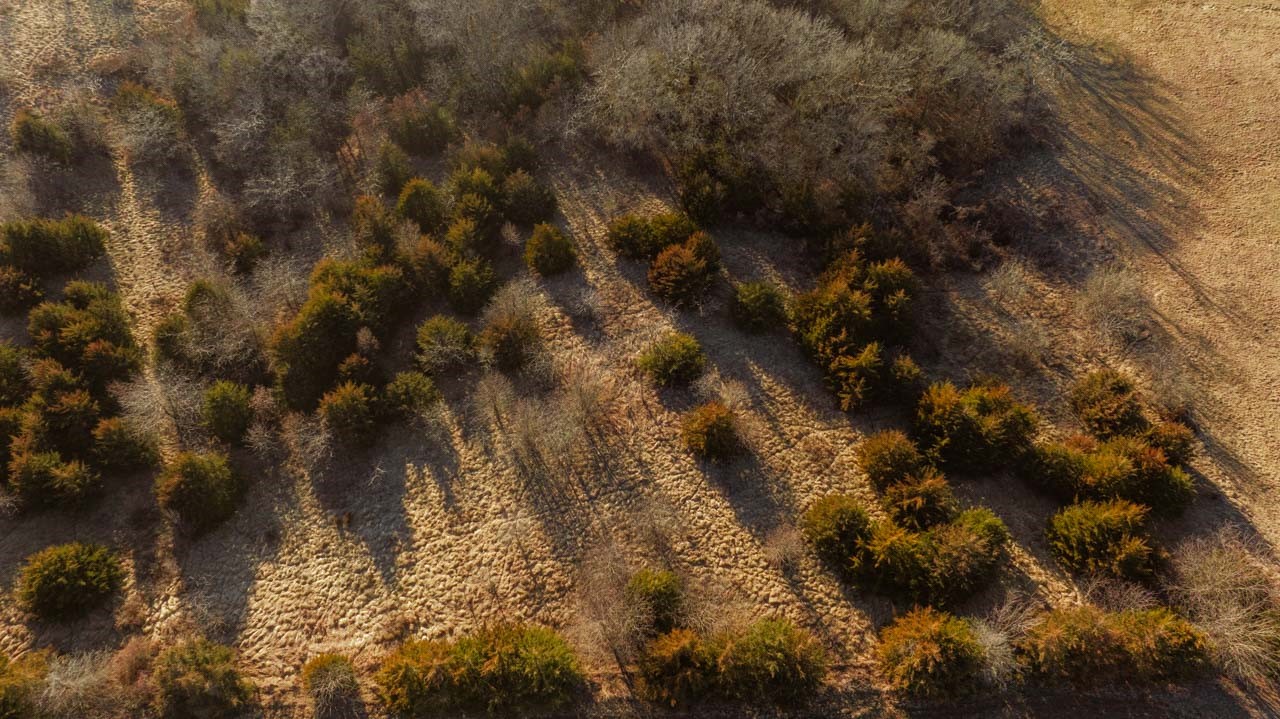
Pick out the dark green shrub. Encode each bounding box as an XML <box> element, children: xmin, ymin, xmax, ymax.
<box><xmin>790</xmin><ymin>283</ymin><xmax>874</xmax><ymax>362</ymax></box>
<box><xmin>501</xmin><ymin>41</ymin><xmax>585</xmax><ymax>115</ymax></box>
<box><xmin>26</xmin><ymin>282</ymin><xmax>139</xmax><ymax>390</ymax></box>
<box><xmin>0</xmin><ymin>652</ymin><xmax>45</xmax><ymax>719</ymax></box>
<box><xmin>1046</xmin><ymin>500</ymin><xmax>1153</xmax><ymax>579</ymax></box>
<box><xmin>860</xmin><ymin>509</ymin><xmax>1008</xmax><ymax>606</ymax></box>
<box><xmin>447</xmin><ymin>167</ymin><xmax>503</xmax><ymax>208</ymax></box>
<box><xmin>310</xmin><ymin>259</ymin><xmax>412</xmax><ymax>334</ymax></box>
<box><xmin>7</xmin><ymin>450</ymin><xmax>99</xmax><ymax>509</ymax></box>
<box><xmin>411</xmin><ymin>236</ymin><xmax>453</xmax><ymax>294</ymax></box>
<box><xmin>1070</xmin><ymin>369</ymin><xmax>1147</xmax><ymax>439</ymax></box>
<box><xmin>92</xmin><ymin>418</ymin><xmax>160</xmax><ymax>472</ymax></box>
<box><xmin>271</xmin><ymin>289</ymin><xmax>360</xmax><ymax>411</ymax></box>
<box><xmin>0</xmin><ymin>216</ymin><xmax>107</xmax><ymax>277</ymax></box>
<box><xmin>715</xmin><ymin>618</ymin><xmax>827</xmax><ymax>704</ymax></box>
<box><xmin>637</xmin><ymin>629</ymin><xmax>718</xmax><ymax>708</ymax></box>
<box><xmin>152</xmin><ymin>639</ymin><xmax>255</xmax><ymax>719</ymax></box>
<box><xmin>387</xmin><ymin>90</ymin><xmax>456</xmax><ymax>155</ymax></box>
<box><xmin>607</xmin><ymin>212</ymin><xmax>697</xmax><ymax>260</ymax></box>
<box><xmin>0</xmin><ymin>266</ymin><xmax>42</xmax><ymax>315</ymax></box>
<box><xmin>1143</xmin><ymin>420</ymin><xmax>1195</xmax><ymax>466</ymax></box>
<box><xmin>1027</xmin><ymin>437</ymin><xmax>1193</xmax><ymax>516</ymax></box>
<box><xmin>635</xmin><ymin>332</ymin><xmax>705</xmax><ymax>387</ymax></box>
<box><xmin>202</xmin><ymin>381</ymin><xmax>253</xmax><ymax>443</ymax></box>
<box><xmin>524</xmin><ymin>223</ymin><xmax>575</xmax><ymax>276</ymax></box>
<box><xmin>385</xmin><ymin>372</ymin><xmax>440</xmax><ymax>419</ymax></box>
<box><xmin>155</xmin><ymin>451</ymin><xmax>241</xmax><ymax>535</ymax></box>
<box><xmin>878</xmin><ymin>607</ymin><xmax>984</xmax><ymax>697</ymax></box>
<box><xmin>856</xmin><ymin>430</ymin><xmax>926</xmax><ymax>490</ymax></box>
<box><xmin>882</xmin><ymin>469</ymin><xmax>959</xmax><ymax>530</ymax></box>
<box><xmin>416</xmin><ymin>316</ymin><xmax>475</xmax><ymax>374</ymax></box>
<box><xmin>17</xmin><ymin>542</ymin><xmax>122</xmax><ymax>619</ymax></box>
<box><xmin>443</xmin><ymin>217</ymin><xmax>487</xmax><ymax>258</ymax></box>
<box><xmin>648</xmin><ymin>243</ymin><xmax>712</xmax><ymax>308</ymax></box>
<box><xmin>680</xmin><ymin>402</ymin><xmax>739</xmax><ymax>460</ymax></box>
<box><xmin>730</xmin><ymin>281</ymin><xmax>787</xmax><ymax>333</ymax></box>
<box><xmin>450</xmin><ymin>142</ymin><xmax>511</xmax><ymax>181</ymax></box>
<box><xmin>352</xmin><ymin>195</ymin><xmax>399</xmax><ymax>259</ymax></box>
<box><xmin>337</xmin><ymin>352</ymin><xmax>378</xmax><ymax>387</ymax></box>
<box><xmin>447</xmin><ymin>258</ymin><xmax>498</xmax><ymax>315</ymax></box>
<box><xmin>479</xmin><ymin>312</ymin><xmax>540</xmax><ymax>372</ymax></box>
<box><xmin>1019</xmin><ymin>606</ymin><xmax>1208</xmax><ymax>684</ymax></box>
<box><xmin>375</xmin><ymin>624</ymin><xmax>583</xmax><ymax>716</ymax></box>
<box><xmin>301</xmin><ymin>653</ymin><xmax>360</xmax><ymax>716</ymax></box>
<box><xmin>24</xmin><ymin>387</ymin><xmax>100</xmax><ymax>455</ymax></box>
<box><xmin>374</xmin><ymin>141</ymin><xmax>412</xmax><ymax>196</ymax></box>
<box><xmin>454</xmin><ymin>193</ymin><xmax>502</xmax><ymax>240</ymax></box>
<box><xmin>800</xmin><ymin>494</ymin><xmax>872</xmax><ymax>568</ymax></box>
<box><xmin>152</xmin><ymin>313</ymin><xmax>190</xmax><ymax>365</ymax></box>
<box><xmin>10</xmin><ymin>109</ymin><xmax>73</xmax><ymax>163</ymax></box>
<box><xmin>0</xmin><ymin>408</ymin><xmax>21</xmax><ymax>485</ymax></box>
<box><xmin>502</xmin><ymin>170</ymin><xmax>556</xmax><ymax>227</ymax></box>
<box><xmin>626</xmin><ymin>569</ymin><xmax>684</xmax><ymax>636</ymax></box>
<box><xmin>827</xmin><ymin>342</ymin><xmax>883</xmax><ymax>411</ymax></box>
<box><xmin>191</xmin><ymin>0</ymin><xmax>249</xmax><ymax>29</ymax></box>
<box><xmin>888</xmin><ymin>354</ymin><xmax>924</xmax><ymax>401</ymax></box>
<box><xmin>396</xmin><ymin>178</ymin><xmax>447</xmax><ymax>234</ymax></box>
<box><xmin>915</xmin><ymin>381</ymin><xmax>1039</xmax><ymax>472</ymax></box>
<box><xmin>0</xmin><ymin>343</ymin><xmax>27</xmax><ymax>406</ymax></box>
<box><xmin>319</xmin><ymin>382</ymin><xmax>381</xmax><ymax>446</ymax></box>
<box><xmin>685</xmin><ymin>231</ymin><xmax>721</xmax><ymax>273</ymax></box>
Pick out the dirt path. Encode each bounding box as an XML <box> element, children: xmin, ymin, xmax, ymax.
<box><xmin>1040</xmin><ymin>0</ymin><xmax>1280</xmax><ymax>548</ymax></box>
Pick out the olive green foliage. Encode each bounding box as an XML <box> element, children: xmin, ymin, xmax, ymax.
<box><xmin>878</xmin><ymin>607</ymin><xmax>985</xmax><ymax>697</ymax></box>
<box><xmin>1019</xmin><ymin>606</ymin><xmax>1208</xmax><ymax>683</ymax></box>
<box><xmin>92</xmin><ymin>417</ymin><xmax>160</xmax><ymax>472</ymax></box>
<box><xmin>7</xmin><ymin>450</ymin><xmax>100</xmax><ymax>509</ymax></box>
<box><xmin>1069</xmin><ymin>369</ymin><xmax>1147</xmax><ymax>439</ymax></box>
<box><xmin>1045</xmin><ymin>500</ymin><xmax>1154</xmax><ymax>579</ymax></box>
<box><xmin>387</xmin><ymin>90</ymin><xmax>456</xmax><ymax>155</ymax></box>
<box><xmin>638</xmin><ymin>619</ymin><xmax>827</xmax><ymax>707</ymax></box>
<box><xmin>479</xmin><ymin>311</ymin><xmax>540</xmax><ymax>373</ymax></box>
<box><xmin>881</xmin><ymin>469</ymin><xmax>959</xmax><ymax>531</ymax></box>
<box><xmin>191</xmin><ymin>0</ymin><xmax>249</xmax><ymax>30</ymax></box>
<box><xmin>648</xmin><ymin>234</ymin><xmax>720</xmax><ymax>307</ymax></box>
<box><xmin>524</xmin><ymin>223</ymin><xmax>575</xmax><ymax>276</ymax></box>
<box><xmin>915</xmin><ymin>381</ymin><xmax>1039</xmax><ymax>472</ymax></box>
<box><xmin>791</xmin><ymin>251</ymin><xmax>917</xmax><ymax>409</ymax></box>
<box><xmin>1143</xmin><ymin>420</ymin><xmax>1196</xmax><ymax>466</ymax></box>
<box><xmin>730</xmin><ymin>281</ymin><xmax>788</xmax><ymax>333</ymax></box>
<box><xmin>501</xmin><ymin>41</ymin><xmax>585</xmax><ymax>115</ymax></box>
<box><xmin>374</xmin><ymin>141</ymin><xmax>413</xmax><ymax>196</ymax></box>
<box><xmin>1025</xmin><ymin>435</ymin><xmax>1194</xmax><ymax>515</ymax></box>
<box><xmin>800</xmin><ymin>494</ymin><xmax>872</xmax><ymax>568</ymax></box>
<box><xmin>155</xmin><ymin>451</ymin><xmax>241</xmax><ymax>535</ymax></box>
<box><xmin>153</xmin><ymin>639</ymin><xmax>255</xmax><ymax>719</ymax></box>
<box><xmin>0</xmin><ymin>266</ymin><xmax>42</xmax><ymax>315</ymax></box>
<box><xmin>319</xmin><ymin>382</ymin><xmax>381</xmax><ymax>446</ymax></box>
<box><xmin>606</xmin><ymin>212</ymin><xmax>698</xmax><ymax>260</ymax></box>
<box><xmin>860</xmin><ymin>509</ymin><xmax>1009</xmax><ymax>606</ymax></box>
<box><xmin>0</xmin><ymin>652</ymin><xmax>45</xmax><ymax>719</ymax></box>
<box><xmin>396</xmin><ymin>178</ymin><xmax>447</xmax><ymax>234</ymax></box>
<box><xmin>626</xmin><ymin>569</ymin><xmax>684</xmax><ymax>636</ymax></box>
<box><xmin>416</xmin><ymin>315</ymin><xmax>475</xmax><ymax>375</ymax></box>
<box><xmin>9</xmin><ymin>108</ymin><xmax>74</xmax><ymax>163</ymax></box>
<box><xmin>635</xmin><ymin>332</ymin><xmax>705</xmax><ymax>387</ymax></box>
<box><xmin>502</xmin><ymin>170</ymin><xmax>557</xmax><ymax>227</ymax></box>
<box><xmin>856</xmin><ymin>430</ymin><xmax>926</xmax><ymax>489</ymax></box>
<box><xmin>223</xmin><ymin>232</ymin><xmax>264</xmax><ymax>274</ymax></box>
<box><xmin>0</xmin><ymin>343</ymin><xmax>27</xmax><ymax>406</ymax></box>
<box><xmin>23</xmin><ymin>282</ymin><xmax>140</xmax><ymax>396</ymax></box>
<box><xmin>272</xmin><ymin>251</ymin><xmax>412</xmax><ymax>410</ymax></box>
<box><xmin>17</xmin><ymin>542</ymin><xmax>122</xmax><ymax>620</ymax></box>
<box><xmin>447</xmin><ymin>258</ymin><xmax>499</xmax><ymax>315</ymax></box>
<box><xmin>680</xmin><ymin>402</ymin><xmax>738</xmax><ymax>460</ymax></box>
<box><xmin>385</xmin><ymin>372</ymin><xmax>440</xmax><ymax>419</ymax></box>
<box><xmin>375</xmin><ymin>624</ymin><xmax>583</xmax><ymax>716</ymax></box>
<box><xmin>202</xmin><ymin>381</ymin><xmax>253</xmax><ymax>443</ymax></box>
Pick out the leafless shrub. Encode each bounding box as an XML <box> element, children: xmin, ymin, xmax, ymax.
<box><xmin>1081</xmin><ymin>575</ymin><xmax>1158</xmax><ymax>612</ymax></box>
<box><xmin>472</xmin><ymin>371</ymin><xmax>517</xmax><ymax>429</ymax></box>
<box><xmin>115</xmin><ymin>368</ymin><xmax>203</xmax><ymax>441</ymax></box>
<box><xmin>175</xmin><ymin>278</ymin><xmax>265</xmax><ymax>376</ymax></box>
<box><xmin>250</xmin><ymin>254</ymin><xmax>312</xmax><ymax>323</ymax></box>
<box><xmin>33</xmin><ymin>650</ymin><xmax>143</xmax><ymax>719</ymax></box>
<box><xmin>572</xmin><ymin>544</ymin><xmax>652</xmax><ymax>667</ymax></box>
<box><xmin>762</xmin><ymin>524</ymin><xmax>805</xmax><ymax>572</ymax></box>
<box><xmin>111</xmin><ymin>106</ymin><xmax>184</xmax><ymax>163</ymax></box>
<box><xmin>986</xmin><ymin>258</ymin><xmax>1035</xmax><ymax>308</ymax></box>
<box><xmin>633</xmin><ymin>496</ymin><xmax>684</xmax><ymax>562</ymax></box>
<box><xmin>1003</xmin><ymin>318</ymin><xmax>1050</xmax><ymax>371</ymax></box>
<box><xmin>970</xmin><ymin>595</ymin><xmax>1040</xmax><ymax>688</ymax></box>
<box><xmin>1166</xmin><ymin>529</ymin><xmax>1280</xmax><ymax>681</ymax></box>
<box><xmin>558</xmin><ymin>358</ymin><xmax>619</xmax><ymax>436</ymax></box>
<box><xmin>1145</xmin><ymin>350</ymin><xmax>1198</xmax><ymax>420</ymax></box>
<box><xmin>1080</xmin><ymin>265</ymin><xmax>1147</xmax><ymax>342</ymax></box>
<box><xmin>682</xmin><ymin>577</ymin><xmax>753</xmax><ymax>636</ymax></box>
<box><xmin>282</xmin><ymin>412</ymin><xmax>333</xmax><ymax>474</ymax></box>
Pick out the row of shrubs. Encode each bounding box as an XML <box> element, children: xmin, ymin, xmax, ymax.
<box><xmin>1</xmin><ymin>282</ymin><xmax>155</xmax><ymax>512</ymax></box>
<box><xmin>607</xmin><ymin>212</ymin><xmax>724</xmax><ymax>309</ymax></box>
<box><xmin>0</xmin><ymin>216</ymin><xmax>109</xmax><ymax>315</ymax></box>
<box><xmin>878</xmin><ymin>604</ymin><xmax>1209</xmax><ymax>697</ymax></box>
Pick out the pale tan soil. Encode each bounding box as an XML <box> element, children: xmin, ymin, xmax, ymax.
<box><xmin>0</xmin><ymin>0</ymin><xmax>1278</xmax><ymax>717</ymax></box>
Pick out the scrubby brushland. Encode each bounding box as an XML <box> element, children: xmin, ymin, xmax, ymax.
<box><xmin>0</xmin><ymin>0</ymin><xmax>1276</xmax><ymax>717</ymax></box>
